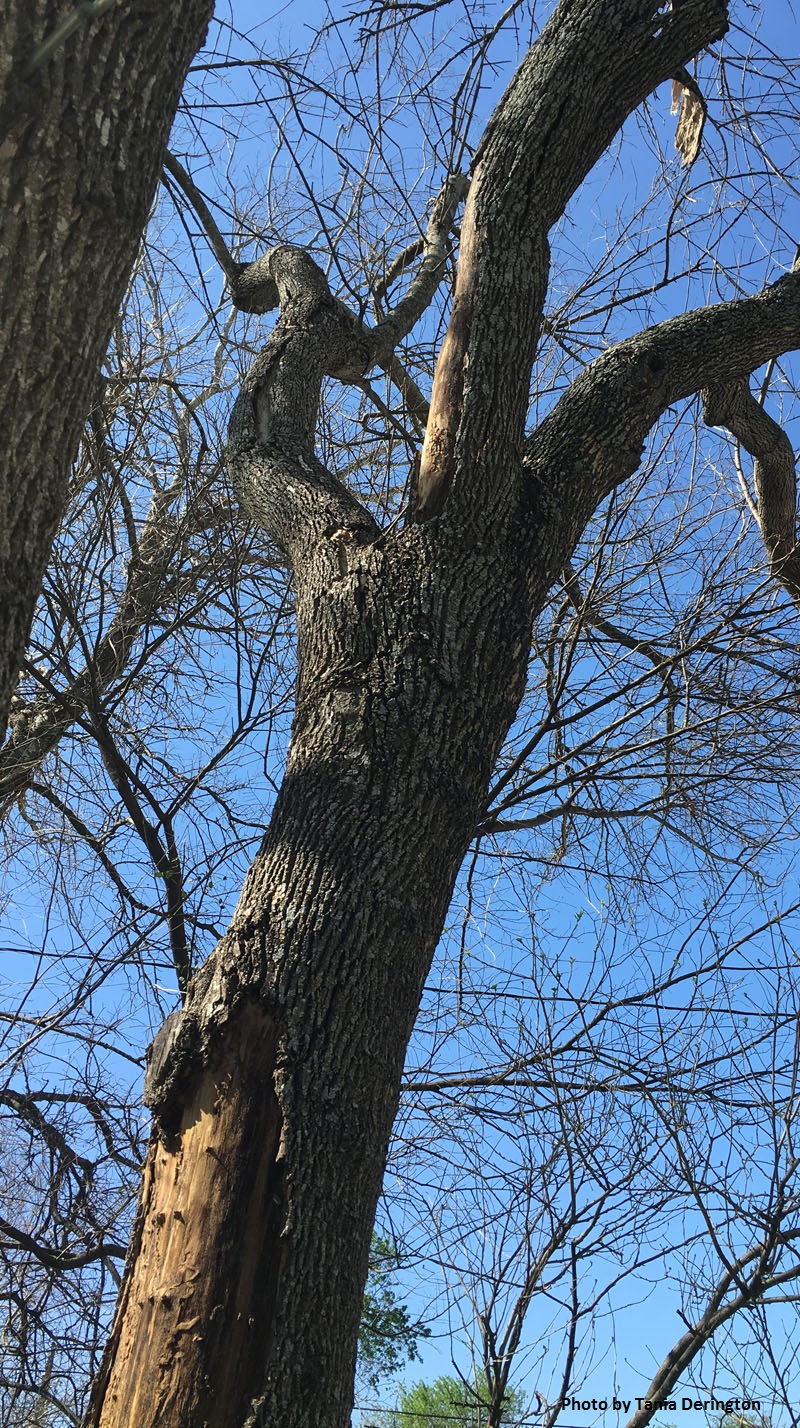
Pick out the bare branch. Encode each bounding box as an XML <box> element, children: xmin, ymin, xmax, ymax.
<box><xmin>90</xmin><ymin>707</ymin><xmax>192</xmax><ymax>997</ymax></box>
<box><xmin>0</xmin><ymin>495</ymin><xmax>180</xmax><ymax>816</ymax></box>
<box><xmin>703</xmin><ymin>377</ymin><xmax>800</xmax><ymax>607</ymax></box>
<box><xmin>163</xmin><ymin>150</ymin><xmax>240</xmax><ymax>286</ymax></box>
<box><xmin>0</xmin><ymin>1217</ymin><xmax>126</xmax><ymax>1271</ymax></box>
<box><xmin>523</xmin><ymin>268</ymin><xmax>800</xmax><ymax>587</ymax></box>
<box><xmin>624</xmin><ymin>1239</ymin><xmax>800</xmax><ymax>1428</ymax></box>
<box><xmin>371</xmin><ymin>173</ymin><xmax>469</xmax><ymax>362</ymax></box>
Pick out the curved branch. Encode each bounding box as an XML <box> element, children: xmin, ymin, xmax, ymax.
<box><xmin>0</xmin><ymin>1216</ymin><xmax>126</xmax><ymax>1270</ymax></box>
<box><xmin>163</xmin><ymin>151</ymin><xmax>240</xmax><ymax>286</ymax></box>
<box><xmin>226</xmin><ymin>247</ymin><xmax>381</xmax><ymax>565</ymax></box>
<box><xmin>164</xmin><ymin>157</ymin><xmax>468</xmax><ymax>503</ymax></box>
<box><xmin>624</xmin><ymin>1238</ymin><xmax>800</xmax><ymax>1428</ymax></box>
<box><xmin>522</xmin><ymin>267</ymin><xmax>800</xmax><ymax>594</ymax></box>
<box><xmin>163</xmin><ymin>150</ymin><xmax>280</xmax><ymax>313</ymax></box>
<box><xmin>703</xmin><ymin>377</ymin><xmax>800</xmax><ymax>607</ymax></box>
<box><xmin>164</xmin><ymin>150</ymin><xmax>466</xmax><ymax>345</ymax></box>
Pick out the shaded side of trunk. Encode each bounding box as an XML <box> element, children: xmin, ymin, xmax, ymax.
<box><xmin>0</xmin><ymin>0</ymin><xmax>213</xmax><ymax>742</ymax></box>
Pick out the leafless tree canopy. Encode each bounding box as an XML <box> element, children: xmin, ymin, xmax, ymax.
<box><xmin>3</xmin><ymin>3</ymin><xmax>800</xmax><ymax>1427</ymax></box>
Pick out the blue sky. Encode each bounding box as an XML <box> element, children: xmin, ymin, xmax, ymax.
<box><xmin>3</xmin><ymin>2</ymin><xmax>800</xmax><ymax>1425</ymax></box>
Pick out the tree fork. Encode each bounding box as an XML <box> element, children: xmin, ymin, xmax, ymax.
<box><xmin>78</xmin><ymin>8</ymin><xmax>741</xmax><ymax>1422</ymax></box>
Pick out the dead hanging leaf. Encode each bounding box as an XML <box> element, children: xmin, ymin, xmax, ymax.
<box><xmin>671</xmin><ymin>78</ymin><xmax>707</xmax><ymax>168</ymax></box>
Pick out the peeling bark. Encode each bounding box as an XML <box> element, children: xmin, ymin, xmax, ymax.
<box><xmin>416</xmin><ymin>181</ymin><xmax>481</xmax><ymax>520</ymax></box>
<box><xmin>85</xmin><ymin>1005</ymin><xmax>284</xmax><ymax>1428</ymax></box>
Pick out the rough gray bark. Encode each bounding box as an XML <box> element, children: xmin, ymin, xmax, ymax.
<box><xmin>0</xmin><ymin>0</ymin><xmax>214</xmax><ymax>747</ymax></box>
<box><xmin>74</xmin><ymin>1</ymin><xmax>800</xmax><ymax>1425</ymax></box>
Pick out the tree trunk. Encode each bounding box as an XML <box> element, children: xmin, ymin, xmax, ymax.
<box><xmin>0</xmin><ymin>0</ymin><xmax>214</xmax><ymax>744</ymax></box>
<box><xmin>84</xmin><ymin>513</ymin><xmax>537</xmax><ymax>1428</ymax></box>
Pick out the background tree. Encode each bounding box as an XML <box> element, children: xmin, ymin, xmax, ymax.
<box><xmin>3</xmin><ymin>2</ymin><xmax>800</xmax><ymax>1427</ymax></box>
<box><xmin>372</xmin><ymin>1375</ymin><xmax>524</xmax><ymax>1428</ymax></box>
<box><xmin>358</xmin><ymin>1237</ymin><xmax>431</xmax><ymax>1393</ymax></box>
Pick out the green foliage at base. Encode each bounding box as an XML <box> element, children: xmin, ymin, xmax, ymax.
<box><xmin>372</xmin><ymin>1373</ymin><xmax>524</xmax><ymax>1428</ymax></box>
<box><xmin>357</xmin><ymin>1235</ymin><xmax>431</xmax><ymax>1389</ymax></box>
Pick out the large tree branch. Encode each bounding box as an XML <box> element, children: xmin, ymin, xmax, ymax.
<box><xmin>416</xmin><ymin>0</ymin><xmax>729</xmax><ymax>525</ymax></box>
<box><xmin>165</xmin><ymin>154</ymin><xmax>465</xmax><ymax>482</ymax></box>
<box><xmin>2</xmin><ymin>169</ymin><xmax>458</xmax><ymax>812</ymax></box>
<box><xmin>522</xmin><ymin>267</ymin><xmax>800</xmax><ymax>592</ymax></box>
<box><xmin>165</xmin><ymin>157</ymin><xmax>470</xmax><ymax>562</ymax></box>
<box><xmin>226</xmin><ymin>247</ymin><xmax>381</xmax><ymax>567</ymax></box>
